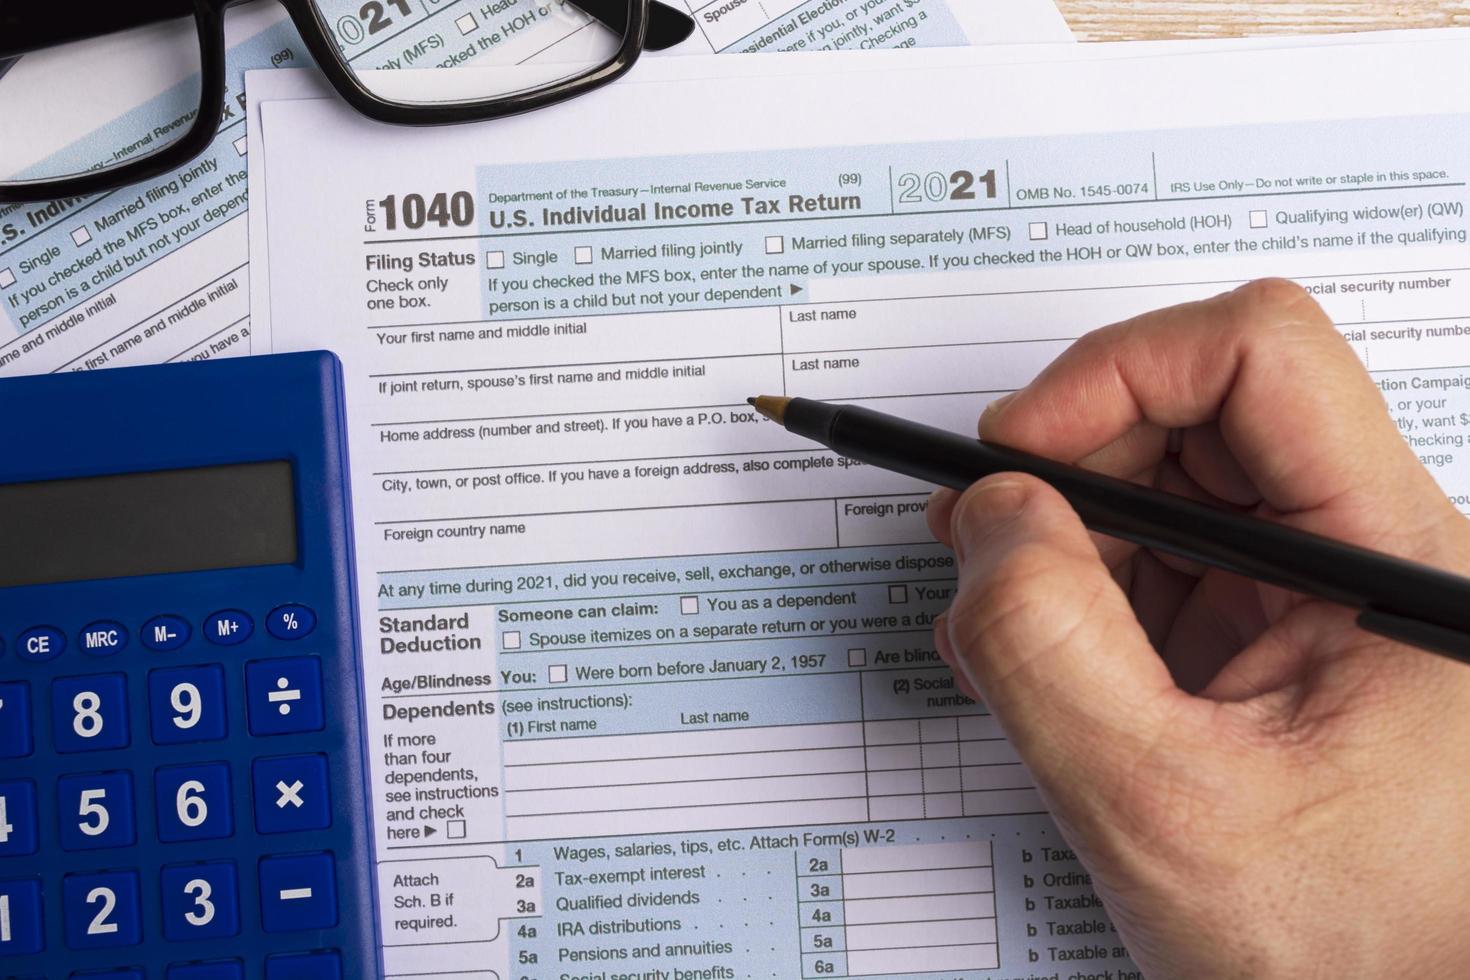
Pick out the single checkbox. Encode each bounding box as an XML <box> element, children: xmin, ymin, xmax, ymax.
<box><xmin>848</xmin><ymin>647</ymin><xmax>867</xmax><ymax>667</ymax></box>
<box><xmin>447</xmin><ymin>819</ymin><xmax>466</xmax><ymax>839</ymax></box>
<box><xmin>765</xmin><ymin>235</ymin><xmax>784</xmax><ymax>255</ymax></box>
<box><xmin>0</xmin><ymin>268</ymin><xmax>14</xmax><ymax>289</ymax></box>
<box><xmin>1249</xmin><ymin>209</ymin><xmax>1268</xmax><ymax>229</ymax></box>
<box><xmin>233</xmin><ymin>135</ymin><xmax>248</xmax><ymax>156</ymax></box>
<box><xmin>680</xmin><ymin>596</ymin><xmax>699</xmax><ymax>615</ymax></box>
<box><xmin>71</xmin><ymin>226</ymin><xmax>92</xmax><ymax>246</ymax></box>
<box><xmin>549</xmin><ymin>664</ymin><xmax>568</xmax><ymax>684</ymax></box>
<box><xmin>574</xmin><ymin>245</ymin><xmax>593</xmax><ymax>265</ymax></box>
<box><xmin>1028</xmin><ymin>221</ymin><xmax>1048</xmax><ymax>241</ymax></box>
<box><xmin>485</xmin><ymin>250</ymin><xmax>505</xmax><ymax>269</ymax></box>
<box><xmin>456</xmin><ymin>12</ymin><xmax>478</xmax><ymax>34</ymax></box>
<box><xmin>888</xmin><ymin>584</ymin><xmax>908</xmax><ymax>604</ymax></box>
<box><xmin>502</xmin><ymin>630</ymin><xmax>522</xmax><ymax>650</ymax></box>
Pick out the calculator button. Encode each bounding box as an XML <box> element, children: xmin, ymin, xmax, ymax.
<box><xmin>0</xmin><ymin>780</ymin><xmax>38</xmax><ymax>856</ymax></box>
<box><xmin>51</xmin><ymin>674</ymin><xmax>130</xmax><ymax>753</ymax></box>
<box><xmin>258</xmin><ymin>852</ymin><xmax>338</xmax><ymax>933</ymax></box>
<box><xmin>62</xmin><ymin>869</ymin><xmax>142</xmax><ymax>949</ymax></box>
<box><xmin>148</xmin><ymin>665</ymin><xmax>228</xmax><ymax>744</ymax></box>
<box><xmin>265</xmin><ymin>950</ymin><xmax>342</xmax><ymax>980</ymax></box>
<box><xmin>154</xmin><ymin>763</ymin><xmax>233</xmax><ymax>843</ymax></box>
<box><xmin>0</xmin><ymin>877</ymin><xmax>45</xmax><ymax>955</ymax></box>
<box><xmin>143</xmin><ymin>614</ymin><xmax>192</xmax><ymax>652</ymax></box>
<box><xmin>246</xmin><ymin>658</ymin><xmax>325</xmax><ymax>736</ymax></box>
<box><xmin>266</xmin><ymin>604</ymin><xmax>317</xmax><ymax>640</ymax></box>
<box><xmin>0</xmin><ymin>681</ymin><xmax>34</xmax><ymax>758</ymax></box>
<box><xmin>161</xmin><ymin>860</ymin><xmax>240</xmax><ymax>941</ymax></box>
<box><xmin>57</xmin><ymin>771</ymin><xmax>136</xmax><ymax>851</ymax></box>
<box><xmin>167</xmin><ymin>961</ymin><xmax>244</xmax><ymax>980</ymax></box>
<box><xmin>204</xmin><ymin>609</ymin><xmax>254</xmax><ymax>646</ymax></box>
<box><xmin>79</xmin><ymin>620</ymin><xmax>129</xmax><ymax>657</ymax></box>
<box><xmin>17</xmin><ymin>625</ymin><xmax>65</xmax><ymax>662</ymax></box>
<box><xmin>253</xmin><ymin>755</ymin><xmax>332</xmax><ymax>834</ymax></box>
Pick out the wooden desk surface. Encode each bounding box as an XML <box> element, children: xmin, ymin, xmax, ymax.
<box><xmin>1057</xmin><ymin>0</ymin><xmax>1469</xmax><ymax>40</ymax></box>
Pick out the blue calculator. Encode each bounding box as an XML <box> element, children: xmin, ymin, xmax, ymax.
<box><xmin>0</xmin><ymin>353</ymin><xmax>382</xmax><ymax>980</ymax></box>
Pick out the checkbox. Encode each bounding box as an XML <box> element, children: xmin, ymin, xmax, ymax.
<box><xmin>502</xmin><ymin>630</ymin><xmax>522</xmax><ymax>650</ymax></box>
<box><xmin>548</xmin><ymin>664</ymin><xmax>567</xmax><ymax>684</ymax></box>
<box><xmin>456</xmin><ymin>12</ymin><xmax>478</xmax><ymax>34</ymax></box>
<box><xmin>848</xmin><ymin>647</ymin><xmax>866</xmax><ymax>667</ymax></box>
<box><xmin>1249</xmin><ymin>209</ymin><xmax>1268</xmax><ymax>229</ymax></box>
<box><xmin>0</xmin><ymin>268</ymin><xmax>14</xmax><ymax>289</ymax></box>
<box><xmin>574</xmin><ymin>245</ymin><xmax>593</xmax><ymax>265</ymax></box>
<box><xmin>485</xmin><ymin>250</ymin><xmax>505</xmax><ymax>270</ymax></box>
<box><xmin>680</xmin><ymin>596</ymin><xmax>699</xmax><ymax>615</ymax></box>
<box><xmin>1028</xmin><ymin>221</ymin><xmax>1048</xmax><ymax>241</ymax></box>
<box><xmin>71</xmin><ymin>226</ymin><xmax>91</xmax><ymax>246</ymax></box>
<box><xmin>233</xmin><ymin>135</ymin><xmax>248</xmax><ymax>156</ymax></box>
<box><xmin>447</xmin><ymin>819</ymin><xmax>466</xmax><ymax>840</ymax></box>
<box><xmin>765</xmin><ymin>235</ymin><xmax>784</xmax><ymax>255</ymax></box>
<box><xmin>888</xmin><ymin>584</ymin><xmax>908</xmax><ymax>604</ymax></box>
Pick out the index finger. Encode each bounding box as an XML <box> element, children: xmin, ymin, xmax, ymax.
<box><xmin>980</xmin><ymin>279</ymin><xmax>1455</xmax><ymax>555</ymax></box>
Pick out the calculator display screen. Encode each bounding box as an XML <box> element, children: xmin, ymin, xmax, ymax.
<box><xmin>0</xmin><ymin>461</ymin><xmax>297</xmax><ymax>588</ymax></box>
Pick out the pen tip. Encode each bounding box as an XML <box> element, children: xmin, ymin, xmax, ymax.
<box><xmin>748</xmin><ymin>395</ymin><xmax>791</xmax><ymax>424</ymax></box>
<box><xmin>746</xmin><ymin>397</ymin><xmax>758</xmax><ymax>407</ymax></box>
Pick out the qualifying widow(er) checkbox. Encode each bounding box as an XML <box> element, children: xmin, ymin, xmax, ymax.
<box><xmin>485</xmin><ymin>250</ymin><xmax>505</xmax><ymax>269</ymax></box>
<box><xmin>680</xmin><ymin>596</ymin><xmax>700</xmax><ymax>615</ymax></box>
<box><xmin>1249</xmin><ymin>209</ymin><xmax>1268</xmax><ymax>229</ymax></box>
<box><xmin>502</xmin><ymin>630</ymin><xmax>522</xmax><ymax>650</ymax></box>
<box><xmin>71</xmin><ymin>226</ymin><xmax>92</xmax><ymax>246</ymax></box>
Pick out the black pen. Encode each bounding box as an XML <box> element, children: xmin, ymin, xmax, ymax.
<box><xmin>748</xmin><ymin>395</ymin><xmax>1470</xmax><ymax>664</ymax></box>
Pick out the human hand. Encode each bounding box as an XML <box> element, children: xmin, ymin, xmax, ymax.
<box><xmin>925</xmin><ymin>280</ymin><xmax>1470</xmax><ymax>979</ymax></box>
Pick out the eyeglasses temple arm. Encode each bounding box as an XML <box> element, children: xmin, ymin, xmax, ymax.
<box><xmin>568</xmin><ymin>0</ymin><xmax>697</xmax><ymax>50</ymax></box>
<box><xmin>0</xmin><ymin>0</ymin><xmax>695</xmax><ymax>59</ymax></box>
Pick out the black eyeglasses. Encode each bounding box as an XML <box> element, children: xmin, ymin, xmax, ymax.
<box><xmin>0</xmin><ymin>0</ymin><xmax>695</xmax><ymax>203</ymax></box>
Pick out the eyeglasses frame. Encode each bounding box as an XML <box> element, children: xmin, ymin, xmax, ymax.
<box><xmin>0</xmin><ymin>0</ymin><xmax>652</xmax><ymax>204</ymax></box>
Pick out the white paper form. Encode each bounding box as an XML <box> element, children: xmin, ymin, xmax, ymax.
<box><xmin>246</xmin><ymin>29</ymin><xmax>1470</xmax><ymax>345</ymax></box>
<box><xmin>256</xmin><ymin>38</ymin><xmax>1470</xmax><ymax>978</ymax></box>
<box><xmin>674</xmin><ymin>0</ymin><xmax>1071</xmax><ymax>52</ymax></box>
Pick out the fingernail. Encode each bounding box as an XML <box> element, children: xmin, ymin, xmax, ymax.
<box><xmin>981</xmin><ymin>392</ymin><xmax>1017</xmax><ymax>422</ymax></box>
<box><xmin>953</xmin><ymin>479</ymin><xmax>1029</xmax><ymax>561</ymax></box>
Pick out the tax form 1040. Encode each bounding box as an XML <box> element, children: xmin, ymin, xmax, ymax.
<box><xmin>251</xmin><ymin>37</ymin><xmax>1470</xmax><ymax>979</ymax></box>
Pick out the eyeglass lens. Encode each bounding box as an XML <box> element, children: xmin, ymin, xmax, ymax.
<box><xmin>311</xmin><ymin>0</ymin><xmax>629</xmax><ymax>106</ymax></box>
<box><xmin>0</xmin><ymin>16</ymin><xmax>204</xmax><ymax>185</ymax></box>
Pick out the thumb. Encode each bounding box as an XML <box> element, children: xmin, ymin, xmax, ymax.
<box><xmin>942</xmin><ymin>474</ymin><xmax>1185</xmax><ymax>786</ymax></box>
